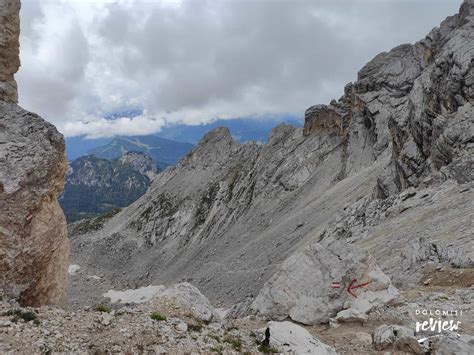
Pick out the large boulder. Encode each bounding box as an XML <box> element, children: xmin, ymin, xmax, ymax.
<box><xmin>267</xmin><ymin>321</ymin><xmax>337</xmax><ymax>354</ymax></box>
<box><xmin>251</xmin><ymin>239</ymin><xmax>398</xmax><ymax>324</ymax></box>
<box><xmin>104</xmin><ymin>282</ymin><xmax>221</xmax><ymax>322</ymax></box>
<box><xmin>0</xmin><ymin>0</ymin><xmax>69</xmax><ymax>306</ymax></box>
<box><xmin>160</xmin><ymin>282</ymin><xmax>221</xmax><ymax>322</ymax></box>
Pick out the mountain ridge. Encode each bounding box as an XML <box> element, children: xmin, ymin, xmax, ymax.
<box><xmin>65</xmin><ymin>116</ymin><xmax>302</xmax><ymax>161</ymax></box>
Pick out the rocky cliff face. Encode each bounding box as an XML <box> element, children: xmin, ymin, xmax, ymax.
<box><xmin>72</xmin><ymin>0</ymin><xmax>473</xmax><ymax>312</ymax></box>
<box><xmin>0</xmin><ymin>0</ymin><xmax>69</xmax><ymax>306</ymax></box>
<box><xmin>0</xmin><ymin>0</ymin><xmax>20</xmax><ymax>103</ymax></box>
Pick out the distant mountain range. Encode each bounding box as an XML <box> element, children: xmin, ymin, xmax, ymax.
<box><xmin>65</xmin><ymin>116</ymin><xmax>302</xmax><ymax>161</ymax></box>
<box><xmin>60</xmin><ymin>152</ymin><xmax>159</xmax><ymax>222</ymax></box>
<box><xmin>156</xmin><ymin>116</ymin><xmax>302</xmax><ymax>144</ymax></box>
<box><xmin>65</xmin><ymin>136</ymin><xmax>114</xmax><ymax>161</ymax></box>
<box><xmin>87</xmin><ymin>136</ymin><xmax>194</xmax><ymax>169</ymax></box>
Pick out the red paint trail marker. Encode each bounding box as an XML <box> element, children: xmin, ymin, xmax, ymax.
<box><xmin>331</xmin><ymin>282</ymin><xmax>340</xmax><ymax>289</ymax></box>
<box><xmin>347</xmin><ymin>279</ymin><xmax>370</xmax><ymax>298</ymax></box>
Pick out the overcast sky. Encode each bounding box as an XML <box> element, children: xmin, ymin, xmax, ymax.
<box><xmin>18</xmin><ymin>0</ymin><xmax>462</xmax><ymax>138</ymax></box>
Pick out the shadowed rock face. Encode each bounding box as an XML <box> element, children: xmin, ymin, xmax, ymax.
<box><xmin>0</xmin><ymin>0</ymin><xmax>69</xmax><ymax>306</ymax></box>
<box><xmin>71</xmin><ymin>1</ymin><xmax>473</xmax><ymax>308</ymax></box>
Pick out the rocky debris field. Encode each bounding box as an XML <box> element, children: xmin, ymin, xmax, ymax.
<box><xmin>1</xmin><ymin>278</ymin><xmax>474</xmax><ymax>354</ymax></box>
<box><xmin>309</xmin><ymin>284</ymin><xmax>474</xmax><ymax>354</ymax></box>
<box><xmin>62</xmin><ymin>180</ymin><xmax>474</xmax><ymax>354</ymax></box>
<box><xmin>0</xmin><ymin>285</ymin><xmax>336</xmax><ymax>354</ymax></box>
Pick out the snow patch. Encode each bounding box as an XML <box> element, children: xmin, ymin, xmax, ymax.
<box><xmin>103</xmin><ymin>285</ymin><xmax>165</xmax><ymax>304</ymax></box>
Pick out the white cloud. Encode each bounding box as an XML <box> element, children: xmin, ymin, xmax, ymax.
<box><xmin>17</xmin><ymin>0</ymin><xmax>462</xmax><ymax>137</ymax></box>
<box><xmin>63</xmin><ymin>111</ymin><xmax>165</xmax><ymax>138</ymax></box>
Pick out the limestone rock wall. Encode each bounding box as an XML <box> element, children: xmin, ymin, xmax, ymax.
<box><xmin>0</xmin><ymin>0</ymin><xmax>69</xmax><ymax>306</ymax></box>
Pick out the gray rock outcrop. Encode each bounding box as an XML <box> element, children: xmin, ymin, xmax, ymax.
<box><xmin>0</xmin><ymin>0</ymin><xmax>69</xmax><ymax>306</ymax></box>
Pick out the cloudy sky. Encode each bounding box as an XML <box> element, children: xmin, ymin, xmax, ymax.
<box><xmin>18</xmin><ymin>0</ymin><xmax>461</xmax><ymax>138</ymax></box>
